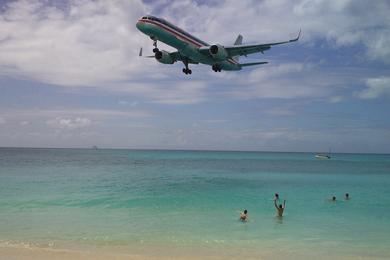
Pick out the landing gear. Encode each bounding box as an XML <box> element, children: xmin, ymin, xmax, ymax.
<box><xmin>151</xmin><ymin>37</ymin><xmax>159</xmax><ymax>53</ymax></box>
<box><xmin>182</xmin><ymin>68</ymin><xmax>192</xmax><ymax>75</ymax></box>
<box><xmin>182</xmin><ymin>59</ymin><xmax>192</xmax><ymax>75</ymax></box>
<box><xmin>212</xmin><ymin>64</ymin><xmax>222</xmax><ymax>72</ymax></box>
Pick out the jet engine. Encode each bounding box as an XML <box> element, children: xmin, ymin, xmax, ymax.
<box><xmin>155</xmin><ymin>50</ymin><xmax>174</xmax><ymax>64</ymax></box>
<box><xmin>209</xmin><ymin>44</ymin><xmax>228</xmax><ymax>61</ymax></box>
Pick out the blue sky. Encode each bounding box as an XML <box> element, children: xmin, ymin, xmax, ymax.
<box><xmin>0</xmin><ymin>0</ymin><xmax>389</xmax><ymax>153</ymax></box>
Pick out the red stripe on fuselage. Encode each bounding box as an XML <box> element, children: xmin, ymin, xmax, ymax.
<box><xmin>140</xmin><ymin>19</ymin><xmax>202</xmax><ymax>47</ymax></box>
<box><xmin>138</xmin><ymin>19</ymin><xmax>238</xmax><ymax>65</ymax></box>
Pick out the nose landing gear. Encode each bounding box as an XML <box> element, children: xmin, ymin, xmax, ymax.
<box><xmin>151</xmin><ymin>37</ymin><xmax>159</xmax><ymax>53</ymax></box>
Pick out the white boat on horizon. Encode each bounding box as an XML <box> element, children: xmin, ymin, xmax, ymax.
<box><xmin>315</xmin><ymin>149</ymin><xmax>331</xmax><ymax>159</ymax></box>
<box><xmin>315</xmin><ymin>154</ymin><xmax>331</xmax><ymax>159</ymax></box>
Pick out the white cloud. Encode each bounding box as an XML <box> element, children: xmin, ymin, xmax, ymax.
<box><xmin>160</xmin><ymin>0</ymin><xmax>390</xmax><ymax>62</ymax></box>
<box><xmin>328</xmin><ymin>95</ymin><xmax>345</xmax><ymax>103</ymax></box>
<box><xmin>149</xmin><ymin>81</ymin><xmax>207</xmax><ymax>104</ymax></box>
<box><xmin>46</xmin><ymin>117</ymin><xmax>92</xmax><ymax>130</ymax></box>
<box><xmin>224</xmin><ymin>63</ymin><xmax>330</xmax><ymax>99</ymax></box>
<box><xmin>111</xmin><ymin>80</ymin><xmax>208</xmax><ymax>105</ymax></box>
<box><xmin>355</xmin><ymin>77</ymin><xmax>390</xmax><ymax>99</ymax></box>
<box><xmin>118</xmin><ymin>100</ymin><xmax>139</xmax><ymax>107</ymax></box>
<box><xmin>264</xmin><ymin>108</ymin><xmax>296</xmax><ymax>116</ymax></box>
<box><xmin>203</xmin><ymin>119</ymin><xmax>227</xmax><ymax>124</ymax></box>
<box><xmin>0</xmin><ymin>0</ymin><xmax>150</xmax><ymax>86</ymax></box>
<box><xmin>0</xmin><ymin>108</ymin><xmax>151</xmax><ymax>134</ymax></box>
<box><xmin>1</xmin><ymin>0</ymin><xmax>389</xmax><ymax>88</ymax></box>
<box><xmin>0</xmin><ymin>108</ymin><xmax>150</xmax><ymax>118</ymax></box>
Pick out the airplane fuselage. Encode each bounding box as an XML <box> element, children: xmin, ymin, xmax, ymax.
<box><xmin>136</xmin><ymin>16</ymin><xmax>241</xmax><ymax>71</ymax></box>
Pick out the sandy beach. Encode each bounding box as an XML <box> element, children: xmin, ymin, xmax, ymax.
<box><xmin>0</xmin><ymin>245</ymin><xmax>263</xmax><ymax>260</ymax></box>
<box><xmin>2</xmin><ymin>245</ymin><xmax>389</xmax><ymax>260</ymax></box>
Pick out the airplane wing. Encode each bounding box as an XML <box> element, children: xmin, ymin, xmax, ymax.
<box><xmin>225</xmin><ymin>30</ymin><xmax>301</xmax><ymax>57</ymax></box>
<box><xmin>170</xmin><ymin>51</ymin><xmax>198</xmax><ymax>64</ymax></box>
<box><xmin>169</xmin><ymin>51</ymin><xmax>182</xmax><ymax>62</ymax></box>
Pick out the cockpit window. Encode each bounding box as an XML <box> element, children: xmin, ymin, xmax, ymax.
<box><xmin>142</xmin><ymin>16</ymin><xmax>147</xmax><ymax>19</ymax></box>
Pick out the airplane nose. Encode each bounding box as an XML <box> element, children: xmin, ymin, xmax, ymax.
<box><xmin>136</xmin><ymin>20</ymin><xmax>146</xmax><ymax>32</ymax></box>
<box><xmin>136</xmin><ymin>21</ymin><xmax>141</xmax><ymax>30</ymax></box>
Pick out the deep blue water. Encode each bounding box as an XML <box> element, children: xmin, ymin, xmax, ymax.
<box><xmin>0</xmin><ymin>148</ymin><xmax>389</xmax><ymax>257</ymax></box>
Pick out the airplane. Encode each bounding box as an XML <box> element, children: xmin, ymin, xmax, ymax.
<box><xmin>136</xmin><ymin>15</ymin><xmax>300</xmax><ymax>75</ymax></box>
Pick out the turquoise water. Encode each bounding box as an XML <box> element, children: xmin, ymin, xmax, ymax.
<box><xmin>0</xmin><ymin>148</ymin><xmax>390</xmax><ymax>258</ymax></box>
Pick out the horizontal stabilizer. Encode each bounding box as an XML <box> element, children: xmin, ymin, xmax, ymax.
<box><xmin>240</xmin><ymin>61</ymin><xmax>268</xmax><ymax>67</ymax></box>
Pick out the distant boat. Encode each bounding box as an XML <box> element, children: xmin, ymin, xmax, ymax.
<box><xmin>315</xmin><ymin>148</ymin><xmax>331</xmax><ymax>159</ymax></box>
<box><xmin>315</xmin><ymin>154</ymin><xmax>331</xmax><ymax>159</ymax></box>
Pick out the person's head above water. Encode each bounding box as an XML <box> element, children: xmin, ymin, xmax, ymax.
<box><xmin>275</xmin><ymin>193</ymin><xmax>279</xmax><ymax>199</ymax></box>
<box><xmin>244</xmin><ymin>209</ymin><xmax>247</xmax><ymax>214</ymax></box>
<box><xmin>345</xmin><ymin>193</ymin><xmax>349</xmax><ymax>198</ymax></box>
<box><xmin>279</xmin><ymin>204</ymin><xmax>283</xmax><ymax>209</ymax></box>
<box><xmin>332</xmin><ymin>196</ymin><xmax>336</xmax><ymax>201</ymax></box>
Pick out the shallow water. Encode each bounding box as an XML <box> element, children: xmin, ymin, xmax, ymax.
<box><xmin>0</xmin><ymin>148</ymin><xmax>389</xmax><ymax>258</ymax></box>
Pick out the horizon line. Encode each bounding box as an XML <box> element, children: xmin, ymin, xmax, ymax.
<box><xmin>0</xmin><ymin>146</ymin><xmax>389</xmax><ymax>155</ymax></box>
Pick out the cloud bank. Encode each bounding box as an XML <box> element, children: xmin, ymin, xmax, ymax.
<box><xmin>0</xmin><ymin>0</ymin><xmax>389</xmax><ymax>91</ymax></box>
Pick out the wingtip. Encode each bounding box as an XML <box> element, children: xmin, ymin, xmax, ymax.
<box><xmin>289</xmin><ymin>29</ymin><xmax>301</xmax><ymax>42</ymax></box>
<box><xmin>295</xmin><ymin>29</ymin><xmax>301</xmax><ymax>41</ymax></box>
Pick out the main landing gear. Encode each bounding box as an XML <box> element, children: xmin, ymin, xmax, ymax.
<box><xmin>182</xmin><ymin>68</ymin><xmax>192</xmax><ymax>74</ymax></box>
<box><xmin>212</xmin><ymin>64</ymin><xmax>222</xmax><ymax>72</ymax></box>
<box><xmin>182</xmin><ymin>59</ymin><xmax>192</xmax><ymax>75</ymax></box>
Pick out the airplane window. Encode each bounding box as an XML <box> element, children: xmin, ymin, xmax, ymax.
<box><xmin>142</xmin><ymin>16</ymin><xmax>147</xmax><ymax>19</ymax></box>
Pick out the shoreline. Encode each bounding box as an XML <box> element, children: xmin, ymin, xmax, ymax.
<box><xmin>0</xmin><ymin>244</ymin><xmax>263</xmax><ymax>260</ymax></box>
<box><xmin>1</xmin><ymin>243</ymin><xmax>388</xmax><ymax>260</ymax></box>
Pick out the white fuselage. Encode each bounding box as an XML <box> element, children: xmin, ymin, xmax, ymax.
<box><xmin>136</xmin><ymin>16</ymin><xmax>241</xmax><ymax>71</ymax></box>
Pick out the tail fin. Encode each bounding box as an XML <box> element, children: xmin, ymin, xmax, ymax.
<box><xmin>233</xmin><ymin>35</ymin><xmax>243</xmax><ymax>62</ymax></box>
<box><xmin>234</xmin><ymin>35</ymin><xmax>243</xmax><ymax>45</ymax></box>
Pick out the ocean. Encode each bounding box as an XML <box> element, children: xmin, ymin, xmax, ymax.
<box><xmin>0</xmin><ymin>148</ymin><xmax>389</xmax><ymax>258</ymax></box>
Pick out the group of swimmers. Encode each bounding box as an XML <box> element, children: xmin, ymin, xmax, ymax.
<box><xmin>331</xmin><ymin>193</ymin><xmax>350</xmax><ymax>201</ymax></box>
<box><xmin>239</xmin><ymin>192</ymin><xmax>350</xmax><ymax>222</ymax></box>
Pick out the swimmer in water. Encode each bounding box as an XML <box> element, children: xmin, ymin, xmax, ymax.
<box><xmin>240</xmin><ymin>209</ymin><xmax>248</xmax><ymax>222</ymax></box>
<box><xmin>345</xmin><ymin>193</ymin><xmax>350</xmax><ymax>200</ymax></box>
<box><xmin>274</xmin><ymin>193</ymin><xmax>280</xmax><ymax>201</ymax></box>
<box><xmin>330</xmin><ymin>196</ymin><xmax>336</xmax><ymax>202</ymax></box>
<box><xmin>274</xmin><ymin>200</ymin><xmax>286</xmax><ymax>217</ymax></box>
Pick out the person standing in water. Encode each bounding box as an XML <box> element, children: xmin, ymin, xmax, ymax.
<box><xmin>274</xmin><ymin>200</ymin><xmax>286</xmax><ymax>217</ymax></box>
<box><xmin>240</xmin><ymin>209</ymin><xmax>248</xmax><ymax>222</ymax></box>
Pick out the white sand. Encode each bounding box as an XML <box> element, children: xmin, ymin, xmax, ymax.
<box><xmin>1</xmin><ymin>244</ymin><xmax>387</xmax><ymax>259</ymax></box>
<box><xmin>0</xmin><ymin>245</ymin><xmax>262</xmax><ymax>260</ymax></box>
